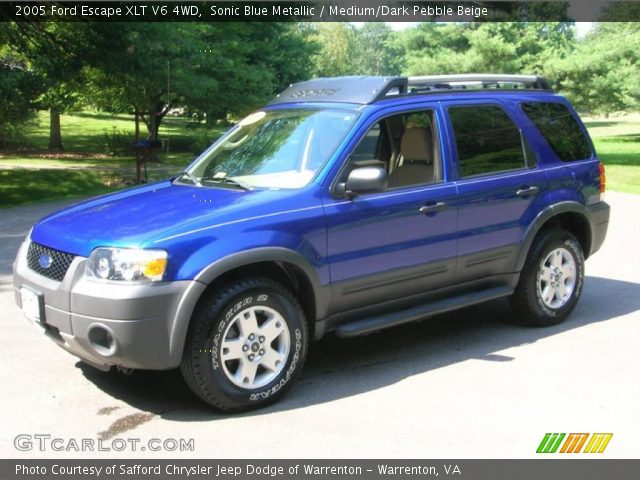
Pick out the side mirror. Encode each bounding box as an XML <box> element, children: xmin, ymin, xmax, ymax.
<box><xmin>335</xmin><ymin>166</ymin><xmax>388</xmax><ymax>198</ymax></box>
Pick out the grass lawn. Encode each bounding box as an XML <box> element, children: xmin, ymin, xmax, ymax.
<box><xmin>10</xmin><ymin>110</ymin><xmax>220</xmax><ymax>156</ymax></box>
<box><xmin>0</xmin><ymin>110</ymin><xmax>224</xmax><ymax>207</ymax></box>
<box><xmin>584</xmin><ymin>113</ymin><xmax>640</xmax><ymax>195</ymax></box>
<box><xmin>0</xmin><ymin>110</ymin><xmax>638</xmax><ymax>207</ymax></box>
<box><xmin>0</xmin><ymin>169</ymin><xmax>119</xmax><ymax>206</ymax></box>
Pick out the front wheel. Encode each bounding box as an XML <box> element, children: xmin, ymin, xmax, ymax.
<box><xmin>181</xmin><ymin>278</ymin><xmax>308</xmax><ymax>411</ymax></box>
<box><xmin>511</xmin><ymin>229</ymin><xmax>585</xmax><ymax>327</ymax></box>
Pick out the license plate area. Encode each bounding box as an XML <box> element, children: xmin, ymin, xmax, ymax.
<box><xmin>20</xmin><ymin>287</ymin><xmax>45</xmax><ymax>324</ymax></box>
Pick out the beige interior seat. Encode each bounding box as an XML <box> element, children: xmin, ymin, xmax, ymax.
<box><xmin>388</xmin><ymin>127</ymin><xmax>435</xmax><ymax>188</ymax></box>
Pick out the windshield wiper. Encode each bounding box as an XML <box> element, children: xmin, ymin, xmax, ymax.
<box><xmin>175</xmin><ymin>170</ymin><xmax>201</xmax><ymax>186</ymax></box>
<box><xmin>200</xmin><ymin>176</ymin><xmax>252</xmax><ymax>191</ymax></box>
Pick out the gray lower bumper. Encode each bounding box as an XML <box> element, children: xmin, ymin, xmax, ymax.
<box><xmin>13</xmin><ymin>239</ymin><xmax>206</xmax><ymax>370</ymax></box>
<box><xmin>587</xmin><ymin>200</ymin><xmax>610</xmax><ymax>257</ymax></box>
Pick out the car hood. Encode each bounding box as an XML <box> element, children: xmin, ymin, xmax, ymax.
<box><xmin>30</xmin><ymin>181</ymin><xmax>280</xmax><ymax>257</ymax></box>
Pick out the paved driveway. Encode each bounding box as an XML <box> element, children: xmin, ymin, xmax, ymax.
<box><xmin>1</xmin><ymin>192</ymin><xmax>639</xmax><ymax>459</ymax></box>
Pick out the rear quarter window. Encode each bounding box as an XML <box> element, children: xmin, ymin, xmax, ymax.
<box><xmin>521</xmin><ymin>102</ymin><xmax>592</xmax><ymax>162</ymax></box>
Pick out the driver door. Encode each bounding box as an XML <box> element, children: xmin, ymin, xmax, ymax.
<box><xmin>322</xmin><ymin>105</ymin><xmax>459</xmax><ymax>315</ymax></box>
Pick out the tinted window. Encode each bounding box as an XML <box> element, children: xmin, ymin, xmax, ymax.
<box><xmin>351</xmin><ymin>124</ymin><xmax>382</xmax><ymax>162</ymax></box>
<box><xmin>449</xmin><ymin>105</ymin><xmax>526</xmax><ymax>177</ymax></box>
<box><xmin>521</xmin><ymin>102</ymin><xmax>592</xmax><ymax>161</ymax></box>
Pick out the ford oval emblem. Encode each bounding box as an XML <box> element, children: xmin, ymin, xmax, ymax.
<box><xmin>38</xmin><ymin>254</ymin><xmax>53</xmax><ymax>269</ymax></box>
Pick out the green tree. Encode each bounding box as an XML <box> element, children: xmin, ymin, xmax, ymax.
<box><xmin>309</xmin><ymin>23</ymin><xmax>356</xmax><ymax>77</ymax></box>
<box><xmin>30</xmin><ymin>24</ymin><xmax>94</xmax><ymax>150</ymax></box>
<box><xmin>192</xmin><ymin>22</ymin><xmax>316</xmax><ymax>122</ymax></box>
<box><xmin>82</xmin><ymin>23</ymin><xmax>210</xmax><ymax>141</ymax></box>
<box><xmin>547</xmin><ymin>23</ymin><xmax>640</xmax><ymax>114</ymax></box>
<box><xmin>84</xmin><ymin>22</ymin><xmax>315</xmax><ymax>140</ymax></box>
<box><xmin>0</xmin><ymin>59</ymin><xmax>40</xmax><ymax>147</ymax></box>
<box><xmin>401</xmin><ymin>23</ymin><xmax>575</xmax><ymax>76</ymax></box>
<box><xmin>352</xmin><ymin>23</ymin><xmax>403</xmax><ymax>76</ymax></box>
<box><xmin>1</xmin><ymin>22</ymin><xmax>99</xmax><ymax>150</ymax></box>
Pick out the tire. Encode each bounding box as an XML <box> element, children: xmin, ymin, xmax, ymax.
<box><xmin>511</xmin><ymin>229</ymin><xmax>585</xmax><ymax>327</ymax></box>
<box><xmin>180</xmin><ymin>277</ymin><xmax>308</xmax><ymax>412</ymax></box>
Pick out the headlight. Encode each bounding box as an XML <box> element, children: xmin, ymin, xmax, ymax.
<box><xmin>85</xmin><ymin>248</ymin><xmax>168</xmax><ymax>283</ymax></box>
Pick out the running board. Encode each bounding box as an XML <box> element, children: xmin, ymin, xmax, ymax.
<box><xmin>335</xmin><ymin>286</ymin><xmax>513</xmax><ymax>338</ymax></box>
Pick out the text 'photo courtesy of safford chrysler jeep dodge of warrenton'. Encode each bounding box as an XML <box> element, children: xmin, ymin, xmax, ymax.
<box><xmin>14</xmin><ymin>74</ymin><xmax>609</xmax><ymax>412</ymax></box>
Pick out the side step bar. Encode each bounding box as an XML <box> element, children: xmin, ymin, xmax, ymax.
<box><xmin>335</xmin><ymin>286</ymin><xmax>513</xmax><ymax>338</ymax></box>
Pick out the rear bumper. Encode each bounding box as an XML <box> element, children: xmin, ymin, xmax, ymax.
<box><xmin>587</xmin><ymin>201</ymin><xmax>610</xmax><ymax>257</ymax></box>
<box><xmin>13</xmin><ymin>238</ymin><xmax>206</xmax><ymax>370</ymax></box>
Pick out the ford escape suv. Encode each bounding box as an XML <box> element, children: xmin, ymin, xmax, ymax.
<box><xmin>13</xmin><ymin>74</ymin><xmax>610</xmax><ymax>411</ymax></box>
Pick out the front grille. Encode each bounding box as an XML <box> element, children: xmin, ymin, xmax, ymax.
<box><xmin>26</xmin><ymin>242</ymin><xmax>76</xmax><ymax>282</ymax></box>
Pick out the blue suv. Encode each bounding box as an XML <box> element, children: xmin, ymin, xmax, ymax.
<box><xmin>13</xmin><ymin>75</ymin><xmax>610</xmax><ymax>411</ymax></box>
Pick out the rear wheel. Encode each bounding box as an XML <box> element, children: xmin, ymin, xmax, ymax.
<box><xmin>511</xmin><ymin>229</ymin><xmax>585</xmax><ymax>327</ymax></box>
<box><xmin>181</xmin><ymin>278</ymin><xmax>308</xmax><ymax>411</ymax></box>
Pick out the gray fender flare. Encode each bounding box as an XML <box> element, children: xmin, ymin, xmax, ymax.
<box><xmin>195</xmin><ymin>247</ymin><xmax>326</xmax><ymax>318</ymax></box>
<box><xmin>169</xmin><ymin>248</ymin><xmax>327</xmax><ymax>363</ymax></box>
<box><xmin>515</xmin><ymin>201</ymin><xmax>591</xmax><ymax>272</ymax></box>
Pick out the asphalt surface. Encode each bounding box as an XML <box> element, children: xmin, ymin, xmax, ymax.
<box><xmin>1</xmin><ymin>192</ymin><xmax>639</xmax><ymax>459</ymax></box>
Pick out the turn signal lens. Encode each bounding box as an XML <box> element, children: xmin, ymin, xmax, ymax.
<box><xmin>598</xmin><ymin>163</ymin><xmax>606</xmax><ymax>194</ymax></box>
<box><xmin>143</xmin><ymin>257</ymin><xmax>168</xmax><ymax>279</ymax></box>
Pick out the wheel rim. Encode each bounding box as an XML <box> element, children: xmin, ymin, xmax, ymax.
<box><xmin>537</xmin><ymin>247</ymin><xmax>577</xmax><ymax>309</ymax></box>
<box><xmin>218</xmin><ymin>305</ymin><xmax>290</xmax><ymax>389</ymax></box>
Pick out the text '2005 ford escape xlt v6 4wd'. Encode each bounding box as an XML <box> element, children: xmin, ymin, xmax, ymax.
<box><xmin>14</xmin><ymin>74</ymin><xmax>609</xmax><ymax>411</ymax></box>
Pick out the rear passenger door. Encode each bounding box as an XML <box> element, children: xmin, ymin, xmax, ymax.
<box><xmin>444</xmin><ymin>101</ymin><xmax>548</xmax><ymax>284</ymax></box>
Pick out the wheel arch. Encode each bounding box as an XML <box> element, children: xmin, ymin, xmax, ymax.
<box><xmin>516</xmin><ymin>201</ymin><xmax>592</xmax><ymax>272</ymax></box>
<box><xmin>170</xmin><ymin>248</ymin><xmax>327</xmax><ymax>362</ymax></box>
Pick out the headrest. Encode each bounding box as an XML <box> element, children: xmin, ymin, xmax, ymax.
<box><xmin>400</xmin><ymin>127</ymin><xmax>433</xmax><ymax>164</ymax></box>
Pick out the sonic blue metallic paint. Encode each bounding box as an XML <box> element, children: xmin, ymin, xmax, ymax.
<box><xmin>26</xmin><ymin>91</ymin><xmax>604</xmax><ymax>311</ymax></box>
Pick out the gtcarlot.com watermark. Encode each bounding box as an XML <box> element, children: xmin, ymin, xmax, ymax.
<box><xmin>14</xmin><ymin>434</ymin><xmax>195</xmax><ymax>452</ymax></box>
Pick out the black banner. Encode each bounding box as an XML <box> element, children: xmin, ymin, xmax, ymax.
<box><xmin>3</xmin><ymin>459</ymin><xmax>640</xmax><ymax>480</ymax></box>
<box><xmin>3</xmin><ymin>1</ymin><xmax>640</xmax><ymax>22</ymax></box>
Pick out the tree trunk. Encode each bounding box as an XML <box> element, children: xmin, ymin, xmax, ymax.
<box><xmin>143</xmin><ymin>101</ymin><xmax>166</xmax><ymax>162</ymax></box>
<box><xmin>146</xmin><ymin>101</ymin><xmax>165</xmax><ymax>141</ymax></box>
<box><xmin>48</xmin><ymin>108</ymin><xmax>63</xmax><ymax>151</ymax></box>
<box><xmin>147</xmin><ymin>111</ymin><xmax>158</xmax><ymax>141</ymax></box>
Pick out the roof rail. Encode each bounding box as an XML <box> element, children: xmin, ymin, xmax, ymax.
<box><xmin>407</xmin><ymin>74</ymin><xmax>553</xmax><ymax>92</ymax></box>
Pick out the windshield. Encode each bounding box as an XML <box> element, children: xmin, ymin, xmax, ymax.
<box><xmin>179</xmin><ymin>108</ymin><xmax>358</xmax><ymax>190</ymax></box>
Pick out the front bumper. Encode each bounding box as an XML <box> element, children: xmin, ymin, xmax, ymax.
<box><xmin>13</xmin><ymin>239</ymin><xmax>205</xmax><ymax>370</ymax></box>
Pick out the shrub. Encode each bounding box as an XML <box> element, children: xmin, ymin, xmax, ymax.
<box><xmin>0</xmin><ymin>123</ymin><xmax>30</xmax><ymax>148</ymax></box>
<box><xmin>191</xmin><ymin>129</ymin><xmax>221</xmax><ymax>154</ymax></box>
<box><xmin>102</xmin><ymin>127</ymin><xmax>134</xmax><ymax>156</ymax></box>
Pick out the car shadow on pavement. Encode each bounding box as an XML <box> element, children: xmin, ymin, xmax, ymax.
<box><xmin>78</xmin><ymin>275</ymin><xmax>640</xmax><ymax>421</ymax></box>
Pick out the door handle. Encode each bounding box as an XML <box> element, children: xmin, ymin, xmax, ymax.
<box><xmin>419</xmin><ymin>202</ymin><xmax>447</xmax><ymax>214</ymax></box>
<box><xmin>516</xmin><ymin>186</ymin><xmax>539</xmax><ymax>197</ymax></box>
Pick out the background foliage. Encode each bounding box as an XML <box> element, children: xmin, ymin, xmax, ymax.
<box><xmin>0</xmin><ymin>20</ymin><xmax>639</xmax><ymax>205</ymax></box>
<box><xmin>2</xmin><ymin>20</ymin><xmax>639</xmax><ymax>147</ymax></box>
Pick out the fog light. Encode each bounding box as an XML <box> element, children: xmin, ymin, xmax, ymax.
<box><xmin>88</xmin><ymin>325</ymin><xmax>117</xmax><ymax>356</ymax></box>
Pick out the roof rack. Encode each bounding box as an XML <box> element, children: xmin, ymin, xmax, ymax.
<box><xmin>407</xmin><ymin>74</ymin><xmax>553</xmax><ymax>92</ymax></box>
<box><xmin>269</xmin><ymin>74</ymin><xmax>553</xmax><ymax>106</ymax></box>
<box><xmin>269</xmin><ymin>76</ymin><xmax>407</xmax><ymax>106</ymax></box>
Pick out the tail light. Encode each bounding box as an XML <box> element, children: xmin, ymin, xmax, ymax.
<box><xmin>598</xmin><ymin>163</ymin><xmax>606</xmax><ymax>195</ymax></box>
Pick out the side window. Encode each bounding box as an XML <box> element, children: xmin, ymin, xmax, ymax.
<box><xmin>351</xmin><ymin>124</ymin><xmax>382</xmax><ymax>163</ymax></box>
<box><xmin>339</xmin><ymin>122</ymin><xmax>390</xmax><ymax>179</ymax></box>
<box><xmin>449</xmin><ymin>105</ymin><xmax>527</xmax><ymax>177</ymax></box>
<box><xmin>521</xmin><ymin>102</ymin><xmax>592</xmax><ymax>161</ymax></box>
<box><xmin>339</xmin><ymin>109</ymin><xmax>442</xmax><ymax>189</ymax></box>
